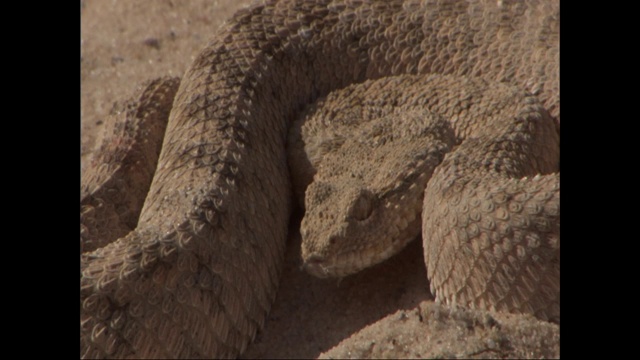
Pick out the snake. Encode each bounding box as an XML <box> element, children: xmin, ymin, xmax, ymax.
<box><xmin>81</xmin><ymin>0</ymin><xmax>559</xmax><ymax>358</ymax></box>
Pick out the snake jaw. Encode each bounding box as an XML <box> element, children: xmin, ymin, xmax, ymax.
<box><xmin>302</xmin><ymin>255</ymin><xmax>331</xmax><ymax>278</ymax></box>
<box><xmin>301</xmin><ymin>202</ymin><xmax>423</xmax><ymax>279</ymax></box>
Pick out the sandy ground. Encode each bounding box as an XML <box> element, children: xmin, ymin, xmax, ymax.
<box><xmin>81</xmin><ymin>1</ymin><xmax>559</xmax><ymax>358</ymax></box>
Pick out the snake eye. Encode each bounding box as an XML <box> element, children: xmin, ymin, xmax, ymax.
<box><xmin>348</xmin><ymin>189</ymin><xmax>374</xmax><ymax>221</ymax></box>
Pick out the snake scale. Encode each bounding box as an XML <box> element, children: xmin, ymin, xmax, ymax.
<box><xmin>81</xmin><ymin>0</ymin><xmax>560</xmax><ymax>358</ymax></box>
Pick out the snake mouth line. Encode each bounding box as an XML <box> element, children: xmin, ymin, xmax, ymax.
<box><xmin>302</xmin><ymin>228</ymin><xmax>419</xmax><ymax>279</ymax></box>
<box><xmin>303</xmin><ymin>256</ymin><xmax>334</xmax><ymax>278</ymax></box>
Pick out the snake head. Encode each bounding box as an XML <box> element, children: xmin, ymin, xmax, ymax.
<box><xmin>299</xmin><ymin>111</ymin><xmax>453</xmax><ymax>278</ymax></box>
